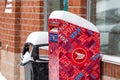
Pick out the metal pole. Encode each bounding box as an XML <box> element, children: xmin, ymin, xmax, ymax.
<box><xmin>87</xmin><ymin>0</ymin><xmax>92</xmax><ymax>21</ymax></box>
<box><xmin>44</xmin><ymin>0</ymin><xmax>48</xmax><ymax>31</ymax></box>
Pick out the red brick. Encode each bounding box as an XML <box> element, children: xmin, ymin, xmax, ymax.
<box><xmin>101</xmin><ymin>62</ymin><xmax>120</xmax><ymax>78</ymax></box>
<box><xmin>40</xmin><ymin>1</ymin><xmax>44</xmax><ymax>6</ymax></box>
<box><xmin>69</xmin><ymin>0</ymin><xmax>87</xmax><ymax>7</ymax></box>
<box><xmin>21</xmin><ymin>1</ymin><xmax>34</xmax><ymax>6</ymax></box>
<box><xmin>40</xmin><ymin>14</ymin><xmax>44</xmax><ymax>19</ymax></box>
<box><xmin>69</xmin><ymin>7</ymin><xmax>86</xmax><ymax>14</ymax></box>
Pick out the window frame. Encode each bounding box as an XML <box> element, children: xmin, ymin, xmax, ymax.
<box><xmin>43</xmin><ymin>0</ymin><xmax>68</xmax><ymax>31</ymax></box>
<box><xmin>91</xmin><ymin>0</ymin><xmax>120</xmax><ymax>55</ymax></box>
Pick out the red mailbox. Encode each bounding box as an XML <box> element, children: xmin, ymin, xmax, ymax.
<box><xmin>48</xmin><ymin>11</ymin><xmax>100</xmax><ymax>80</ymax></box>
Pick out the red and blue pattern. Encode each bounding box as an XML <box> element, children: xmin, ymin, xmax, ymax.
<box><xmin>49</xmin><ymin>19</ymin><xmax>100</xmax><ymax>80</ymax></box>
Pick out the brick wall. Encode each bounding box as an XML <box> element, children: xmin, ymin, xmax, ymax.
<box><xmin>68</xmin><ymin>0</ymin><xmax>87</xmax><ymax>18</ymax></box>
<box><xmin>0</xmin><ymin>0</ymin><xmax>44</xmax><ymax>80</ymax></box>
<box><xmin>18</xmin><ymin>0</ymin><xmax>44</xmax><ymax>51</ymax></box>
<box><xmin>101</xmin><ymin>62</ymin><xmax>120</xmax><ymax>79</ymax></box>
<box><xmin>0</xmin><ymin>0</ymin><xmax>45</xmax><ymax>53</ymax></box>
<box><xmin>0</xmin><ymin>0</ymin><xmax>20</xmax><ymax>80</ymax></box>
<box><xmin>0</xmin><ymin>0</ymin><xmax>17</xmax><ymax>53</ymax></box>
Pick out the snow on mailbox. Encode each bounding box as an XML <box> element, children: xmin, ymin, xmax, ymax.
<box><xmin>48</xmin><ymin>11</ymin><xmax>100</xmax><ymax>80</ymax></box>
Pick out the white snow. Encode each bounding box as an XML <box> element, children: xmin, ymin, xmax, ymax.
<box><xmin>0</xmin><ymin>73</ymin><xmax>7</xmax><ymax>80</ymax></box>
<box><xmin>4</xmin><ymin>9</ymin><xmax>12</xmax><ymax>13</ymax></box>
<box><xmin>7</xmin><ymin>0</ymin><xmax>12</xmax><ymax>2</ymax></box>
<box><xmin>50</xmin><ymin>28</ymin><xmax>58</xmax><ymax>32</ymax></box>
<box><xmin>21</xmin><ymin>51</ymin><xmax>33</xmax><ymax>64</ymax></box>
<box><xmin>26</xmin><ymin>31</ymin><xmax>48</xmax><ymax>45</ymax></box>
<box><xmin>6</xmin><ymin>4</ymin><xmax>12</xmax><ymax>8</ymax></box>
<box><xmin>49</xmin><ymin>11</ymin><xmax>99</xmax><ymax>32</ymax></box>
<box><xmin>101</xmin><ymin>54</ymin><xmax>120</xmax><ymax>65</ymax></box>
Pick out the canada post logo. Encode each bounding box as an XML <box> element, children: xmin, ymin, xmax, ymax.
<box><xmin>72</xmin><ymin>48</ymin><xmax>87</xmax><ymax>64</ymax></box>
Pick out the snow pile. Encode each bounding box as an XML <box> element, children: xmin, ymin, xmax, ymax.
<box><xmin>49</xmin><ymin>11</ymin><xmax>99</xmax><ymax>32</ymax></box>
<box><xmin>21</xmin><ymin>51</ymin><xmax>34</xmax><ymax>65</ymax></box>
<box><xmin>102</xmin><ymin>54</ymin><xmax>120</xmax><ymax>65</ymax></box>
<box><xmin>26</xmin><ymin>31</ymin><xmax>48</xmax><ymax>45</ymax></box>
<box><xmin>0</xmin><ymin>73</ymin><xmax>7</xmax><ymax>80</ymax></box>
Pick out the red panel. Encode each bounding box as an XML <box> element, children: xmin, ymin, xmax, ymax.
<box><xmin>49</xmin><ymin>18</ymin><xmax>100</xmax><ymax>80</ymax></box>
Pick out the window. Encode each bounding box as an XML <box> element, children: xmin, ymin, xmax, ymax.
<box><xmin>44</xmin><ymin>0</ymin><xmax>68</xmax><ymax>31</ymax></box>
<box><xmin>4</xmin><ymin>0</ymin><xmax>12</xmax><ymax>13</ymax></box>
<box><xmin>92</xmin><ymin>0</ymin><xmax>120</xmax><ymax>56</ymax></box>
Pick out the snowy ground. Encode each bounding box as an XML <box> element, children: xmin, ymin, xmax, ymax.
<box><xmin>0</xmin><ymin>73</ymin><xmax>7</xmax><ymax>80</ymax></box>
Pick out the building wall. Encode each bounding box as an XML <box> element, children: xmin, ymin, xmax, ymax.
<box><xmin>101</xmin><ymin>62</ymin><xmax>120</xmax><ymax>80</ymax></box>
<box><xmin>0</xmin><ymin>0</ymin><xmax>120</xmax><ymax>80</ymax></box>
<box><xmin>68</xmin><ymin>0</ymin><xmax>87</xmax><ymax>18</ymax></box>
<box><xmin>0</xmin><ymin>0</ymin><xmax>44</xmax><ymax>80</ymax></box>
<box><xmin>19</xmin><ymin>0</ymin><xmax>44</xmax><ymax>50</ymax></box>
<box><xmin>0</xmin><ymin>1</ymin><xmax>20</xmax><ymax>80</ymax></box>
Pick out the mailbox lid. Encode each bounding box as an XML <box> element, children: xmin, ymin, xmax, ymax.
<box><xmin>49</xmin><ymin>10</ymin><xmax>99</xmax><ymax>33</ymax></box>
<box><xmin>26</xmin><ymin>31</ymin><xmax>48</xmax><ymax>45</ymax></box>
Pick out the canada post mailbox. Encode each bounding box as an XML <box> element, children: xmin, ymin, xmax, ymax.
<box><xmin>48</xmin><ymin>11</ymin><xmax>100</xmax><ymax>80</ymax></box>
